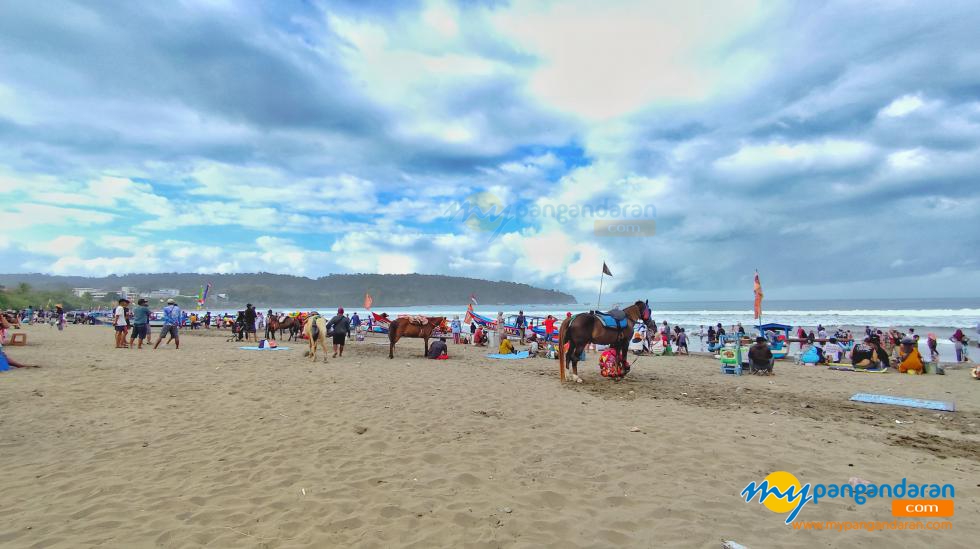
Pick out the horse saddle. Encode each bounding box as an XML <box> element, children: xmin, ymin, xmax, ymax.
<box><xmin>593</xmin><ymin>309</ymin><xmax>628</xmax><ymax>330</ymax></box>
<box><xmin>408</xmin><ymin>315</ymin><xmax>429</xmax><ymax>326</ymax></box>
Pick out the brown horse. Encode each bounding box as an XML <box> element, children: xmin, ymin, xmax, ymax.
<box><xmin>557</xmin><ymin>301</ymin><xmax>652</xmax><ymax>383</ymax></box>
<box><xmin>2</xmin><ymin>312</ymin><xmax>21</xmax><ymax>329</ymax></box>
<box><xmin>267</xmin><ymin>315</ymin><xmax>301</xmax><ymax>341</ymax></box>
<box><xmin>388</xmin><ymin>316</ymin><xmax>446</xmax><ymax>359</ymax></box>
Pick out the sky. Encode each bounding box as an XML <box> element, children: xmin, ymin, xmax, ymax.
<box><xmin>1</xmin><ymin>0</ymin><xmax>979</xmax><ymax>302</ymax></box>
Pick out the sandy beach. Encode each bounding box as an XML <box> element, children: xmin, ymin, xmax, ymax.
<box><xmin>1</xmin><ymin>324</ymin><xmax>977</xmax><ymax>548</ymax></box>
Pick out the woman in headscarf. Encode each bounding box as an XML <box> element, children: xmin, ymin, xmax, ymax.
<box><xmin>951</xmin><ymin>329</ymin><xmax>967</xmax><ymax>362</ymax></box>
<box><xmin>897</xmin><ymin>337</ymin><xmax>924</xmax><ymax>374</ymax></box>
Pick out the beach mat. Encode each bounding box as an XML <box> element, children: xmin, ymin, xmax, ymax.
<box><xmin>487</xmin><ymin>351</ymin><xmax>530</xmax><ymax>360</ymax></box>
<box><xmin>829</xmin><ymin>366</ymin><xmax>888</xmax><ymax>373</ymax></box>
<box><xmin>239</xmin><ymin>346</ymin><xmax>291</xmax><ymax>351</ymax></box>
<box><xmin>850</xmin><ymin>393</ymin><xmax>955</xmax><ymax>411</ymax></box>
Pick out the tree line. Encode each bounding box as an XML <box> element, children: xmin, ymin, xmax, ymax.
<box><xmin>0</xmin><ymin>273</ymin><xmax>577</xmax><ymax>309</ymax></box>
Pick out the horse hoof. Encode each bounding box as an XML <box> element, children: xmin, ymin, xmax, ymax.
<box><xmin>572</xmin><ymin>375</ymin><xmax>583</xmax><ymax>383</ymax></box>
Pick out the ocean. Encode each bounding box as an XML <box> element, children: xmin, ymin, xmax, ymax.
<box><xmin>292</xmin><ymin>297</ymin><xmax>980</xmax><ymax>334</ymax></box>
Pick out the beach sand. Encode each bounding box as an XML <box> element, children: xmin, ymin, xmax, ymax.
<box><xmin>1</xmin><ymin>325</ymin><xmax>977</xmax><ymax>548</ymax></box>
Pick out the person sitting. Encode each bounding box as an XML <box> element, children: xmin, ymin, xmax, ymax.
<box><xmin>851</xmin><ymin>337</ymin><xmax>877</xmax><ymax>369</ymax></box>
<box><xmin>0</xmin><ymin>341</ymin><xmax>36</xmax><ymax>369</ymax></box>
<box><xmin>824</xmin><ymin>337</ymin><xmax>844</xmax><ymax>363</ymax></box>
<box><xmin>473</xmin><ymin>327</ymin><xmax>486</xmax><ymax>346</ymax></box>
<box><xmin>426</xmin><ymin>337</ymin><xmax>449</xmax><ymax>359</ymax></box>
<box><xmin>748</xmin><ymin>336</ymin><xmax>774</xmax><ymax>375</ymax></box>
<box><xmin>868</xmin><ymin>336</ymin><xmax>890</xmax><ymax>369</ymax></box>
<box><xmin>499</xmin><ymin>337</ymin><xmax>515</xmax><ymax>355</ymax></box>
<box><xmin>800</xmin><ymin>341</ymin><xmax>825</xmax><ymax>364</ymax></box>
<box><xmin>527</xmin><ymin>339</ymin><xmax>539</xmax><ymax>357</ymax></box>
<box><xmin>897</xmin><ymin>337</ymin><xmax>924</xmax><ymax>374</ymax></box>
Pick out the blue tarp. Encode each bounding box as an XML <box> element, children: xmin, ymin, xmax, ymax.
<box><xmin>239</xmin><ymin>346</ymin><xmax>291</xmax><ymax>351</ymax></box>
<box><xmin>486</xmin><ymin>351</ymin><xmax>530</xmax><ymax>360</ymax></box>
<box><xmin>850</xmin><ymin>393</ymin><xmax>955</xmax><ymax>411</ymax></box>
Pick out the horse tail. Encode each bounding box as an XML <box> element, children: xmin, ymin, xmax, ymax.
<box><xmin>388</xmin><ymin>319</ymin><xmax>398</xmax><ymax>344</ymax></box>
<box><xmin>557</xmin><ymin>318</ymin><xmax>568</xmax><ymax>382</ymax></box>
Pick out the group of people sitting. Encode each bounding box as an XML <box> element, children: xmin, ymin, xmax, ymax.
<box><xmin>800</xmin><ymin>334</ymin><xmax>929</xmax><ymax>373</ymax></box>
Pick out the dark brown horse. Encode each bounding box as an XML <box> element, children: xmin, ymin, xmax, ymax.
<box><xmin>388</xmin><ymin>316</ymin><xmax>446</xmax><ymax>359</ymax></box>
<box><xmin>557</xmin><ymin>301</ymin><xmax>652</xmax><ymax>383</ymax></box>
<box><xmin>267</xmin><ymin>315</ymin><xmax>302</xmax><ymax>341</ymax></box>
<box><xmin>2</xmin><ymin>312</ymin><xmax>21</xmax><ymax>329</ymax></box>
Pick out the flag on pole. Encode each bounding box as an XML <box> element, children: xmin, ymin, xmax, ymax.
<box><xmin>464</xmin><ymin>303</ymin><xmax>475</xmax><ymax>324</ymax></box>
<box><xmin>602</xmin><ymin>262</ymin><xmax>613</xmax><ymax>277</ymax></box>
<box><xmin>364</xmin><ymin>293</ymin><xmax>373</xmax><ymax>310</ymax></box>
<box><xmin>753</xmin><ymin>271</ymin><xmax>764</xmax><ymax>319</ymax></box>
<box><xmin>469</xmin><ymin>293</ymin><xmax>478</xmax><ymax>305</ymax></box>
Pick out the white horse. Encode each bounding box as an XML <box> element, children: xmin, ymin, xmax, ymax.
<box><xmin>303</xmin><ymin>315</ymin><xmax>329</xmax><ymax>363</ymax></box>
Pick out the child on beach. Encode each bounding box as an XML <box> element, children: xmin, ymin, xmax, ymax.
<box><xmin>927</xmin><ymin>333</ymin><xmax>940</xmax><ymax>362</ymax></box>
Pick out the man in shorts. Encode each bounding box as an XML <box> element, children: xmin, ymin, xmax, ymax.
<box><xmin>113</xmin><ymin>298</ymin><xmax>130</xmax><ymax>348</ymax></box>
<box><xmin>130</xmin><ymin>298</ymin><xmax>152</xmax><ymax>350</ymax></box>
<box><xmin>154</xmin><ymin>298</ymin><xmax>182</xmax><ymax>350</ymax></box>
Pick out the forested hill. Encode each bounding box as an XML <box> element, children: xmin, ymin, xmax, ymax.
<box><xmin>0</xmin><ymin>273</ymin><xmax>576</xmax><ymax>308</ymax></box>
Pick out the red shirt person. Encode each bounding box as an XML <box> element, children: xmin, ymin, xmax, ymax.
<box><xmin>544</xmin><ymin>315</ymin><xmax>557</xmax><ymax>340</ymax></box>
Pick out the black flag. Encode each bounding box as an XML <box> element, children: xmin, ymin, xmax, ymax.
<box><xmin>602</xmin><ymin>262</ymin><xmax>613</xmax><ymax>277</ymax></box>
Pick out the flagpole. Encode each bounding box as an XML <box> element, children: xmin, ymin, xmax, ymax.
<box><xmin>597</xmin><ymin>270</ymin><xmax>605</xmax><ymax>311</ymax></box>
<box><xmin>757</xmin><ymin>269</ymin><xmax>763</xmax><ymax>333</ymax></box>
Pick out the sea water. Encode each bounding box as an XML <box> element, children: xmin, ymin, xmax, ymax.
<box><xmin>299</xmin><ymin>298</ymin><xmax>979</xmax><ymax>332</ymax></box>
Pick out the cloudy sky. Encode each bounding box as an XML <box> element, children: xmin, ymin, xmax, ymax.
<box><xmin>1</xmin><ymin>0</ymin><xmax>979</xmax><ymax>301</ymax></box>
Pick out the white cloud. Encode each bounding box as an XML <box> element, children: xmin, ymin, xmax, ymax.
<box><xmin>879</xmin><ymin>94</ymin><xmax>924</xmax><ymax>118</ymax></box>
<box><xmin>715</xmin><ymin>139</ymin><xmax>876</xmax><ymax>176</ymax></box>
<box><xmin>2</xmin><ymin>203</ymin><xmax>115</xmax><ymax>228</ymax></box>
<box><xmin>887</xmin><ymin>148</ymin><xmax>928</xmax><ymax>170</ymax></box>
<box><xmin>488</xmin><ymin>0</ymin><xmax>766</xmax><ymax>120</ymax></box>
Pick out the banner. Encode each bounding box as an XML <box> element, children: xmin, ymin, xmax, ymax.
<box><xmin>364</xmin><ymin>293</ymin><xmax>373</xmax><ymax>310</ymax></box>
<box><xmin>753</xmin><ymin>271</ymin><xmax>764</xmax><ymax>319</ymax></box>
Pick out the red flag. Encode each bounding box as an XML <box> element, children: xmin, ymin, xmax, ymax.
<box><xmin>602</xmin><ymin>262</ymin><xmax>613</xmax><ymax>277</ymax></box>
<box><xmin>753</xmin><ymin>271</ymin><xmax>763</xmax><ymax>319</ymax></box>
<box><xmin>364</xmin><ymin>293</ymin><xmax>373</xmax><ymax>310</ymax></box>
<box><xmin>463</xmin><ymin>303</ymin><xmax>474</xmax><ymax>324</ymax></box>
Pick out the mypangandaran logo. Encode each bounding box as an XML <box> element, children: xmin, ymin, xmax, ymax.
<box><xmin>444</xmin><ymin>192</ymin><xmax>658</xmax><ymax>242</ymax></box>
<box><xmin>741</xmin><ymin>471</ymin><xmax>955</xmax><ymax>524</ymax></box>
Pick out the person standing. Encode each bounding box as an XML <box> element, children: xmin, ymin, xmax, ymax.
<box><xmin>204</xmin><ymin>311</ymin><xmax>211</xmax><ymax>330</ymax></box>
<box><xmin>951</xmin><ymin>329</ymin><xmax>967</xmax><ymax>362</ymax></box>
<box><xmin>676</xmin><ymin>328</ymin><xmax>689</xmax><ymax>355</ymax></box>
<box><xmin>154</xmin><ymin>298</ymin><xmax>182</xmax><ymax>350</ymax></box>
<box><xmin>130</xmin><ymin>298</ymin><xmax>152</xmax><ymax>350</ymax></box>
<box><xmin>350</xmin><ymin>311</ymin><xmax>361</xmax><ymax>339</ymax></box>
<box><xmin>516</xmin><ymin>310</ymin><xmax>527</xmax><ymax>344</ymax></box>
<box><xmin>243</xmin><ymin>304</ymin><xmax>257</xmax><ymax>342</ymax></box>
<box><xmin>327</xmin><ymin>307</ymin><xmax>351</xmax><ymax>358</ymax></box>
<box><xmin>113</xmin><ymin>298</ymin><xmax>129</xmax><ymax>348</ymax></box>
<box><xmin>55</xmin><ymin>304</ymin><xmax>66</xmax><ymax>332</ymax></box>
<box><xmin>543</xmin><ymin>315</ymin><xmax>556</xmax><ymax>342</ymax></box>
<box><xmin>450</xmin><ymin>316</ymin><xmax>462</xmax><ymax>344</ymax></box>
